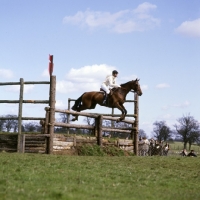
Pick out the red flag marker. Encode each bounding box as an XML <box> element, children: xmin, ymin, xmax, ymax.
<box><xmin>48</xmin><ymin>55</ymin><xmax>54</xmax><ymax>76</ymax></box>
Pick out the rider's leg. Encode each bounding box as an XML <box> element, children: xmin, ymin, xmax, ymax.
<box><xmin>100</xmin><ymin>84</ymin><xmax>110</xmax><ymax>104</ymax></box>
<box><xmin>103</xmin><ymin>93</ymin><xmax>108</xmax><ymax>104</ymax></box>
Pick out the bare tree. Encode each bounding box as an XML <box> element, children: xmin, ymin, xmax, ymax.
<box><xmin>13</xmin><ymin>120</ymin><xmax>18</xmax><ymax>132</ymax></box>
<box><xmin>153</xmin><ymin>121</ymin><xmax>172</xmax><ymax>141</ymax></box>
<box><xmin>83</xmin><ymin>117</ymin><xmax>95</xmax><ymax>135</ymax></box>
<box><xmin>113</xmin><ymin>121</ymin><xmax>131</xmax><ymax>138</ymax></box>
<box><xmin>24</xmin><ymin>122</ymin><xmax>39</xmax><ymax>132</ymax></box>
<box><xmin>174</xmin><ymin>114</ymin><xmax>200</xmax><ymax>149</ymax></box>
<box><xmin>0</xmin><ymin>118</ymin><xmax>5</xmax><ymax>131</ymax></box>
<box><xmin>139</xmin><ymin>129</ymin><xmax>147</xmax><ymax>139</ymax></box>
<box><xmin>59</xmin><ymin>113</ymin><xmax>68</xmax><ymax>123</ymax></box>
<box><xmin>4</xmin><ymin>115</ymin><xmax>18</xmax><ymax>132</ymax></box>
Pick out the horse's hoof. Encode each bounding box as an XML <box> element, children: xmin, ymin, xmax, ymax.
<box><xmin>71</xmin><ymin>118</ymin><xmax>76</xmax><ymax>122</ymax></box>
<box><xmin>116</xmin><ymin>118</ymin><xmax>120</xmax><ymax>123</ymax></box>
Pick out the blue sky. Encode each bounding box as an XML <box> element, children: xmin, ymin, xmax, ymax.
<box><xmin>0</xmin><ymin>0</ymin><xmax>200</xmax><ymax>136</ymax></box>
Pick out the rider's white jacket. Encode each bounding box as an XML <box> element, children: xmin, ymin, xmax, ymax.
<box><xmin>102</xmin><ymin>75</ymin><xmax>121</xmax><ymax>88</ymax></box>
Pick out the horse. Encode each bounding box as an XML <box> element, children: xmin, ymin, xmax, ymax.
<box><xmin>71</xmin><ymin>79</ymin><xmax>142</xmax><ymax>122</ymax></box>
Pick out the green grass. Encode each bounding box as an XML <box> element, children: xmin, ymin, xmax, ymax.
<box><xmin>169</xmin><ymin>142</ymin><xmax>200</xmax><ymax>152</ymax></box>
<box><xmin>0</xmin><ymin>153</ymin><xmax>200</xmax><ymax>200</ymax></box>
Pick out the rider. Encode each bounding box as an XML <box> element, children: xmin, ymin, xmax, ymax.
<box><xmin>101</xmin><ymin>70</ymin><xmax>121</xmax><ymax>104</ymax></box>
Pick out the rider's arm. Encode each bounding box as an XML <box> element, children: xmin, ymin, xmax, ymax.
<box><xmin>107</xmin><ymin>76</ymin><xmax>121</xmax><ymax>88</ymax></box>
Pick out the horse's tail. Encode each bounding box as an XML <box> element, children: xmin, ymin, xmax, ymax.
<box><xmin>71</xmin><ymin>93</ymin><xmax>85</xmax><ymax>111</ymax></box>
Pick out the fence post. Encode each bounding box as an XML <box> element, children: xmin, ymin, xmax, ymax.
<box><xmin>48</xmin><ymin>75</ymin><xmax>56</xmax><ymax>154</ymax></box>
<box><xmin>97</xmin><ymin>115</ymin><xmax>103</xmax><ymax>146</ymax></box>
<box><xmin>94</xmin><ymin>117</ymin><xmax>98</xmax><ymax>137</ymax></box>
<box><xmin>67</xmin><ymin>98</ymin><xmax>70</xmax><ymax>135</ymax></box>
<box><xmin>19</xmin><ymin>134</ymin><xmax>25</xmax><ymax>153</ymax></box>
<box><xmin>17</xmin><ymin>78</ymin><xmax>24</xmax><ymax>153</ymax></box>
<box><xmin>133</xmin><ymin>93</ymin><xmax>139</xmax><ymax>156</ymax></box>
<box><xmin>44</xmin><ymin>107</ymin><xmax>50</xmax><ymax>134</ymax></box>
<box><xmin>111</xmin><ymin>108</ymin><xmax>114</xmax><ymax>137</ymax></box>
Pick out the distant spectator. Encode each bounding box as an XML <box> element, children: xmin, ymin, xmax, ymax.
<box><xmin>142</xmin><ymin>137</ymin><xmax>150</xmax><ymax>145</ymax></box>
<box><xmin>163</xmin><ymin>142</ymin><xmax>170</xmax><ymax>156</ymax></box>
<box><xmin>180</xmin><ymin>149</ymin><xmax>187</xmax><ymax>156</ymax></box>
<box><xmin>187</xmin><ymin>150</ymin><xmax>197</xmax><ymax>157</ymax></box>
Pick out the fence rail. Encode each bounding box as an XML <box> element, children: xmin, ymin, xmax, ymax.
<box><xmin>0</xmin><ymin>81</ymin><xmax>50</xmax><ymax>86</ymax></box>
<box><xmin>0</xmin><ymin>100</ymin><xmax>49</xmax><ymax>104</ymax></box>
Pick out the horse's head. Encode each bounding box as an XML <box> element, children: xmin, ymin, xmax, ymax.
<box><xmin>132</xmin><ymin>79</ymin><xmax>143</xmax><ymax>96</ymax></box>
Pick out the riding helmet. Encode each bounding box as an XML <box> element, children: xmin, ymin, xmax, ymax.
<box><xmin>112</xmin><ymin>70</ymin><xmax>118</xmax><ymax>75</ymax></box>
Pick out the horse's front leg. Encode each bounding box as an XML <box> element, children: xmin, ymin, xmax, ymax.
<box><xmin>71</xmin><ymin>115</ymin><xmax>78</xmax><ymax>121</ymax></box>
<box><xmin>114</xmin><ymin>103</ymin><xmax>127</xmax><ymax>122</ymax></box>
<box><xmin>71</xmin><ymin>112</ymin><xmax>79</xmax><ymax>121</ymax></box>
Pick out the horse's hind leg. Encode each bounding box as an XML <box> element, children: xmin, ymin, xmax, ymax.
<box><xmin>71</xmin><ymin>103</ymin><xmax>96</xmax><ymax>121</ymax></box>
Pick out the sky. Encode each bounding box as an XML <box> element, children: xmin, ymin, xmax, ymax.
<box><xmin>0</xmin><ymin>0</ymin><xmax>200</xmax><ymax>137</ymax></box>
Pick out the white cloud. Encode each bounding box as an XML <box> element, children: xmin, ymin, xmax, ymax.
<box><xmin>141</xmin><ymin>84</ymin><xmax>148</xmax><ymax>90</ymax></box>
<box><xmin>162</xmin><ymin>101</ymin><xmax>190</xmax><ymax>111</ymax></box>
<box><xmin>5</xmin><ymin>85</ymin><xmax>35</xmax><ymax>93</ymax></box>
<box><xmin>156</xmin><ymin>83</ymin><xmax>170</xmax><ymax>89</ymax></box>
<box><xmin>42</xmin><ymin>69</ymin><xmax>49</xmax><ymax>77</ymax></box>
<box><xmin>56</xmin><ymin>80</ymin><xmax>76</xmax><ymax>94</ymax></box>
<box><xmin>175</xmin><ymin>18</ymin><xmax>200</xmax><ymax>37</ymax></box>
<box><xmin>134</xmin><ymin>2</ymin><xmax>157</xmax><ymax>14</ymax></box>
<box><xmin>63</xmin><ymin>3</ymin><xmax>160</xmax><ymax>33</ymax></box>
<box><xmin>0</xmin><ymin>69</ymin><xmax>14</xmax><ymax>79</ymax></box>
<box><xmin>172</xmin><ymin>100</ymin><xmax>190</xmax><ymax>108</ymax></box>
<box><xmin>55</xmin><ymin>100</ymin><xmax>66</xmax><ymax>109</ymax></box>
<box><xmin>57</xmin><ymin>64</ymin><xmax>143</xmax><ymax>94</ymax></box>
<box><xmin>56</xmin><ymin>80</ymin><xmax>101</xmax><ymax>94</ymax></box>
<box><xmin>65</xmin><ymin>64</ymin><xmax>116</xmax><ymax>83</ymax></box>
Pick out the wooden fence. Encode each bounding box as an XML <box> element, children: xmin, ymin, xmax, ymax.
<box><xmin>0</xmin><ymin>75</ymin><xmax>56</xmax><ymax>153</ymax></box>
<box><xmin>64</xmin><ymin>94</ymin><xmax>139</xmax><ymax>153</ymax></box>
<box><xmin>0</xmin><ymin>72</ymin><xmax>140</xmax><ymax>155</ymax></box>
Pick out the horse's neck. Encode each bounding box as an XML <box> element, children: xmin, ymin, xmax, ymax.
<box><xmin>120</xmin><ymin>82</ymin><xmax>132</xmax><ymax>93</ymax></box>
<box><xmin>117</xmin><ymin>87</ymin><xmax>129</xmax><ymax>98</ymax></box>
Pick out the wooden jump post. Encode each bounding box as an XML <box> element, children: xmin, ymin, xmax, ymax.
<box><xmin>133</xmin><ymin>93</ymin><xmax>139</xmax><ymax>155</ymax></box>
<box><xmin>47</xmin><ymin>55</ymin><xmax>56</xmax><ymax>154</ymax></box>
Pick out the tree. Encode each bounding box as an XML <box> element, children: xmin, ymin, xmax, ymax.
<box><xmin>4</xmin><ymin>115</ymin><xmax>18</xmax><ymax>132</ymax></box>
<box><xmin>13</xmin><ymin>120</ymin><xmax>18</xmax><ymax>132</ymax></box>
<box><xmin>139</xmin><ymin>129</ymin><xmax>147</xmax><ymax>139</ymax></box>
<box><xmin>153</xmin><ymin>121</ymin><xmax>171</xmax><ymax>141</ymax></box>
<box><xmin>174</xmin><ymin>114</ymin><xmax>200</xmax><ymax>149</ymax></box>
<box><xmin>24</xmin><ymin>122</ymin><xmax>38</xmax><ymax>132</ymax></box>
<box><xmin>59</xmin><ymin>113</ymin><xmax>68</xmax><ymax>123</ymax></box>
<box><xmin>0</xmin><ymin>119</ymin><xmax>5</xmax><ymax>131</ymax></box>
<box><xmin>83</xmin><ymin>117</ymin><xmax>95</xmax><ymax>135</ymax></box>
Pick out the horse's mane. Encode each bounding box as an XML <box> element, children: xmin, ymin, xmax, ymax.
<box><xmin>120</xmin><ymin>80</ymin><xmax>132</xmax><ymax>88</ymax></box>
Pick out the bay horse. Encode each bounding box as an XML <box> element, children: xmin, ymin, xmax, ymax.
<box><xmin>71</xmin><ymin>79</ymin><xmax>142</xmax><ymax>122</ymax></box>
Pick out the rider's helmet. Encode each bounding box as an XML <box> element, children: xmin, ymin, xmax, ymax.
<box><xmin>112</xmin><ymin>70</ymin><xmax>118</xmax><ymax>75</ymax></box>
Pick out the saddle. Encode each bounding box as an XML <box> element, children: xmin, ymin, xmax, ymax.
<box><xmin>100</xmin><ymin>88</ymin><xmax>113</xmax><ymax>95</ymax></box>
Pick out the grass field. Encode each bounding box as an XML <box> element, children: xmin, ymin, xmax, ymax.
<box><xmin>0</xmin><ymin>153</ymin><xmax>200</xmax><ymax>200</ymax></box>
<box><xmin>169</xmin><ymin>141</ymin><xmax>200</xmax><ymax>152</ymax></box>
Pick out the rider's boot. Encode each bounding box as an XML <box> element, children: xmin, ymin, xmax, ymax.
<box><xmin>103</xmin><ymin>93</ymin><xmax>108</xmax><ymax>105</ymax></box>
